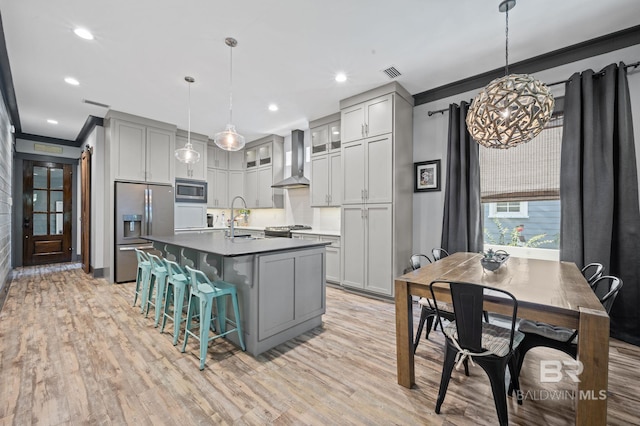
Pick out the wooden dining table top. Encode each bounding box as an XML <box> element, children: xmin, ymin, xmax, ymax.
<box><xmin>395</xmin><ymin>252</ymin><xmax>606</xmax><ymax>326</ymax></box>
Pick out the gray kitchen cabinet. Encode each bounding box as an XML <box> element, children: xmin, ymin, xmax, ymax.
<box><xmin>342</xmin><ymin>134</ymin><xmax>392</xmax><ymax>205</ymax></box>
<box><xmin>107</xmin><ymin>112</ymin><xmax>176</xmax><ymax>184</ymax></box>
<box><xmin>342</xmin><ymin>204</ymin><xmax>392</xmax><ymax>294</ymax></box>
<box><xmin>228</xmin><ymin>150</ymin><xmax>244</xmax><ymax>170</ymax></box>
<box><xmin>339</xmin><ymin>82</ymin><xmax>413</xmax><ymax>297</ymax></box>
<box><xmin>310</xmin><ymin>113</ymin><xmax>342</xmax><ymax>207</ymax></box>
<box><xmin>175</xmin><ymin>132</ymin><xmax>207</xmax><ymax>180</ymax></box>
<box><xmin>311</xmin><ymin>151</ymin><xmax>341</xmax><ymax>207</ymax></box>
<box><xmin>207</xmin><ymin>168</ymin><xmax>228</xmax><ymax>208</ymax></box>
<box><xmin>207</xmin><ymin>144</ymin><xmax>228</xmax><ymax>169</ymax></box>
<box><xmin>243</xmin><ymin>135</ymin><xmax>283</xmax><ymax>209</ymax></box>
<box><xmin>291</xmin><ymin>232</ymin><xmax>340</xmax><ymax>284</ymax></box>
<box><xmin>341</xmin><ymin>93</ymin><xmax>393</xmax><ymax>144</ymax></box>
<box><xmin>228</xmin><ymin>170</ymin><xmax>244</xmax><ymax>202</ymax></box>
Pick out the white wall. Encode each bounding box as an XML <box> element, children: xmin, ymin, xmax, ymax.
<box><xmin>83</xmin><ymin>126</ymin><xmax>106</xmax><ymax>270</ymax></box>
<box><xmin>413</xmin><ymin>44</ymin><xmax>640</xmax><ymax>256</ymax></box>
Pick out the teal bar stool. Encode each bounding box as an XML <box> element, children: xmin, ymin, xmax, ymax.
<box><xmin>182</xmin><ymin>265</ymin><xmax>246</xmax><ymax>370</ymax></box>
<box><xmin>133</xmin><ymin>249</ymin><xmax>151</xmax><ymax>309</ymax></box>
<box><xmin>145</xmin><ymin>253</ymin><xmax>169</xmax><ymax>327</ymax></box>
<box><xmin>161</xmin><ymin>258</ymin><xmax>190</xmax><ymax>345</ymax></box>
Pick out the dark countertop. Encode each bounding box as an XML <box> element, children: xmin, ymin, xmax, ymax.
<box><xmin>144</xmin><ymin>233</ymin><xmax>330</xmax><ymax>257</ymax></box>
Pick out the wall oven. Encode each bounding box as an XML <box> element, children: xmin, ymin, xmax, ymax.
<box><xmin>175</xmin><ymin>178</ymin><xmax>207</xmax><ymax>203</ymax></box>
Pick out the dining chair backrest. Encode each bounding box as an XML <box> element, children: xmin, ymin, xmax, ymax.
<box><xmin>581</xmin><ymin>263</ymin><xmax>604</xmax><ymax>287</ymax></box>
<box><xmin>431</xmin><ymin>248</ymin><xmax>450</xmax><ymax>261</ymax></box>
<box><xmin>591</xmin><ymin>275</ymin><xmax>623</xmax><ymax>313</ymax></box>
<box><xmin>410</xmin><ymin>254</ymin><xmax>432</xmax><ymax>270</ymax></box>
<box><xmin>147</xmin><ymin>252</ymin><xmax>166</xmax><ymax>271</ymax></box>
<box><xmin>135</xmin><ymin>248</ymin><xmax>150</xmax><ymax>264</ymax></box>
<box><xmin>430</xmin><ymin>280</ymin><xmax>519</xmax><ymax>354</ymax></box>
<box><xmin>164</xmin><ymin>257</ymin><xmax>188</xmax><ymax>279</ymax></box>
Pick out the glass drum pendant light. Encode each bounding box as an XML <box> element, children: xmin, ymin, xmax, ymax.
<box><xmin>214</xmin><ymin>37</ymin><xmax>245</xmax><ymax>151</ymax></box>
<box><xmin>466</xmin><ymin>0</ymin><xmax>554</xmax><ymax>149</ymax></box>
<box><xmin>175</xmin><ymin>76</ymin><xmax>201</xmax><ymax>164</ymax></box>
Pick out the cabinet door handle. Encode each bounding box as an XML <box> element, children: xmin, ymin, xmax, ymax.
<box><xmin>365</xmin><ymin>123</ymin><xmax>369</xmax><ymax>136</ymax></box>
<box><xmin>361</xmin><ymin>124</ymin><xmax>364</xmax><ymax>138</ymax></box>
<box><xmin>364</xmin><ymin>189</ymin><xmax>368</xmax><ymax>200</ymax></box>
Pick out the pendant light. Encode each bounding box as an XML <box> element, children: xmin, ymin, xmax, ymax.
<box><xmin>214</xmin><ymin>37</ymin><xmax>245</xmax><ymax>151</ymax></box>
<box><xmin>175</xmin><ymin>76</ymin><xmax>201</xmax><ymax>164</ymax></box>
<box><xmin>466</xmin><ymin>0</ymin><xmax>554</xmax><ymax>149</ymax></box>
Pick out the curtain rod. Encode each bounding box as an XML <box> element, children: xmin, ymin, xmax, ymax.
<box><xmin>427</xmin><ymin>60</ymin><xmax>640</xmax><ymax>117</ymax></box>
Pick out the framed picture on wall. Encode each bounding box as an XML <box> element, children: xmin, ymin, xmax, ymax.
<box><xmin>414</xmin><ymin>159</ymin><xmax>441</xmax><ymax>192</ymax></box>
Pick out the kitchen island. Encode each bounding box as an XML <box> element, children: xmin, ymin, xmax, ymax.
<box><xmin>145</xmin><ymin>233</ymin><xmax>329</xmax><ymax>357</ymax></box>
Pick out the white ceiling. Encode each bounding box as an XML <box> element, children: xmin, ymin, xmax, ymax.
<box><xmin>1</xmin><ymin>0</ymin><xmax>639</xmax><ymax>142</ymax></box>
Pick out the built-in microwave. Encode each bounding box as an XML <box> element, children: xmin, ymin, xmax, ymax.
<box><xmin>175</xmin><ymin>178</ymin><xmax>208</xmax><ymax>203</ymax></box>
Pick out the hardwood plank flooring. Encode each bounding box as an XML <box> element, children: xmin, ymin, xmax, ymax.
<box><xmin>0</xmin><ymin>263</ymin><xmax>638</xmax><ymax>425</ymax></box>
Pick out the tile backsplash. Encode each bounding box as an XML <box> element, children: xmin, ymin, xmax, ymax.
<box><xmin>207</xmin><ymin>190</ymin><xmax>340</xmax><ymax>231</ymax></box>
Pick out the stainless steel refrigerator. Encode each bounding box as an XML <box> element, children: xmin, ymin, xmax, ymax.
<box><xmin>115</xmin><ymin>182</ymin><xmax>174</xmax><ymax>283</ymax></box>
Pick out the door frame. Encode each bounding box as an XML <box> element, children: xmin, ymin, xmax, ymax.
<box><xmin>13</xmin><ymin>153</ymin><xmax>79</xmax><ymax>267</ymax></box>
<box><xmin>81</xmin><ymin>146</ymin><xmax>92</xmax><ymax>273</ymax></box>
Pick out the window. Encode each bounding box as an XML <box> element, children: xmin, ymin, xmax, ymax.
<box><xmin>489</xmin><ymin>201</ymin><xmax>529</xmax><ymax>218</ymax></box>
<box><xmin>480</xmin><ymin>114</ymin><xmax>563</xmax><ymax>250</ymax></box>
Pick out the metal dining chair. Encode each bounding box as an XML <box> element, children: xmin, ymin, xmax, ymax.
<box><xmin>430</xmin><ymin>280</ymin><xmax>523</xmax><ymax>426</ymax></box>
<box><xmin>581</xmin><ymin>262</ymin><xmax>604</xmax><ymax>288</ymax></box>
<box><xmin>411</xmin><ymin>254</ymin><xmax>457</xmax><ymax>353</ymax></box>
<box><xmin>509</xmin><ymin>275</ymin><xmax>623</xmax><ymax>396</ymax></box>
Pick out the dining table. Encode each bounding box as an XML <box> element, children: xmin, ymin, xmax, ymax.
<box><xmin>394</xmin><ymin>252</ymin><xmax>609</xmax><ymax>426</ymax></box>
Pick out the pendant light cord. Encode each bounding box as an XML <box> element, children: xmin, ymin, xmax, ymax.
<box><xmin>187</xmin><ymin>80</ymin><xmax>192</xmax><ymax>145</ymax></box>
<box><xmin>505</xmin><ymin>5</ymin><xmax>509</xmax><ymax>75</ymax></box>
<box><xmin>228</xmin><ymin>44</ymin><xmax>233</xmax><ymax>125</ymax></box>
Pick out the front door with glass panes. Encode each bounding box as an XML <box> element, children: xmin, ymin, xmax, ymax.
<box><xmin>23</xmin><ymin>161</ymin><xmax>73</xmax><ymax>265</ymax></box>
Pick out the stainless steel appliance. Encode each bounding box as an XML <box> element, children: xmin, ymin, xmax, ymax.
<box><xmin>271</xmin><ymin>130</ymin><xmax>310</xmax><ymax>189</ymax></box>
<box><xmin>175</xmin><ymin>178</ymin><xmax>207</xmax><ymax>203</ymax></box>
<box><xmin>115</xmin><ymin>182</ymin><xmax>175</xmax><ymax>283</ymax></box>
<box><xmin>264</xmin><ymin>225</ymin><xmax>312</xmax><ymax>238</ymax></box>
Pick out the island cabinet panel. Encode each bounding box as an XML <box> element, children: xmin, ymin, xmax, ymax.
<box><xmin>257</xmin><ymin>249</ymin><xmax>325</xmax><ymax>340</ymax></box>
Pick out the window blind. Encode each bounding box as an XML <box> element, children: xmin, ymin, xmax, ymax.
<box><xmin>480</xmin><ymin>115</ymin><xmax>563</xmax><ymax>202</ymax></box>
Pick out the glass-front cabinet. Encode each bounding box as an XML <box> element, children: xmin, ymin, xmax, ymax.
<box><xmin>311</xmin><ymin>116</ymin><xmax>341</xmax><ymax>157</ymax></box>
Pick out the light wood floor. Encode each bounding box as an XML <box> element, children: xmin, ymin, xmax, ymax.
<box><xmin>0</xmin><ymin>263</ymin><xmax>638</xmax><ymax>425</ymax></box>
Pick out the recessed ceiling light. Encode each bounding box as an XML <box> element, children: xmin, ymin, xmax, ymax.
<box><xmin>73</xmin><ymin>28</ymin><xmax>94</xmax><ymax>40</ymax></box>
<box><xmin>47</xmin><ymin>119</ymin><xmax>58</xmax><ymax>125</ymax></box>
<box><xmin>335</xmin><ymin>72</ymin><xmax>347</xmax><ymax>83</ymax></box>
<box><xmin>64</xmin><ymin>77</ymin><xmax>80</xmax><ymax>86</ymax></box>
<box><xmin>268</xmin><ymin>104</ymin><xmax>278</xmax><ymax>112</ymax></box>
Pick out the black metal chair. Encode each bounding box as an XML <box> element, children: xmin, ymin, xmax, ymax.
<box><xmin>509</xmin><ymin>275</ymin><xmax>623</xmax><ymax>396</ymax></box>
<box><xmin>410</xmin><ymin>254</ymin><xmax>457</xmax><ymax>353</ymax></box>
<box><xmin>430</xmin><ymin>280</ymin><xmax>523</xmax><ymax>426</ymax></box>
<box><xmin>581</xmin><ymin>262</ymin><xmax>604</xmax><ymax>288</ymax></box>
<box><xmin>431</xmin><ymin>248</ymin><xmax>450</xmax><ymax>261</ymax></box>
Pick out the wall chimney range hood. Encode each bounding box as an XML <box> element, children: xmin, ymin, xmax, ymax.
<box><xmin>271</xmin><ymin>129</ymin><xmax>310</xmax><ymax>189</ymax></box>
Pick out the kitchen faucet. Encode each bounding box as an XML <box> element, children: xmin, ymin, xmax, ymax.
<box><xmin>230</xmin><ymin>195</ymin><xmax>247</xmax><ymax>240</ymax></box>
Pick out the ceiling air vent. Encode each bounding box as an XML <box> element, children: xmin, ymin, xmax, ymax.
<box><xmin>382</xmin><ymin>66</ymin><xmax>401</xmax><ymax>79</ymax></box>
<box><xmin>82</xmin><ymin>99</ymin><xmax>110</xmax><ymax>108</ymax></box>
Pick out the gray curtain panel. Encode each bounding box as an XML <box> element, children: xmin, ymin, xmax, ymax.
<box><xmin>441</xmin><ymin>102</ymin><xmax>483</xmax><ymax>254</ymax></box>
<box><xmin>561</xmin><ymin>62</ymin><xmax>640</xmax><ymax>345</ymax></box>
